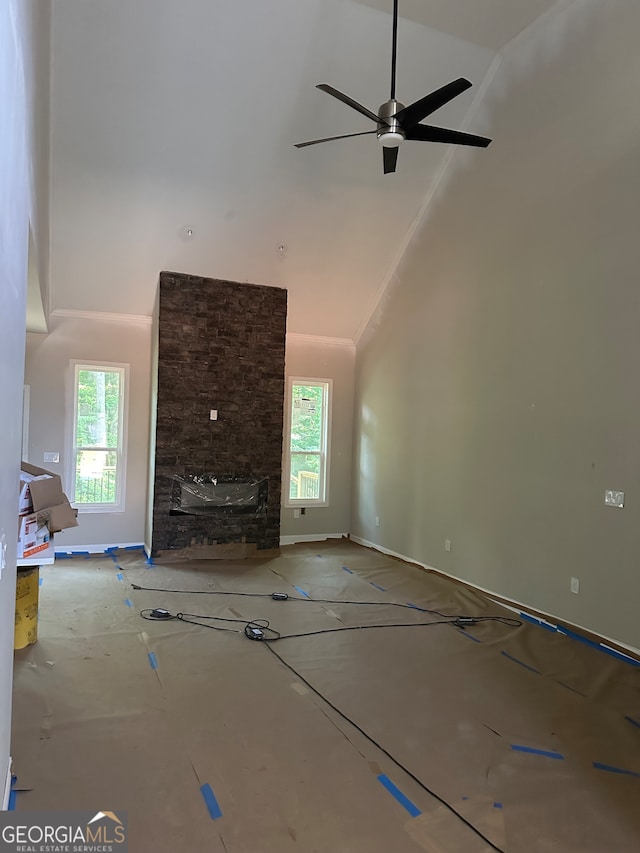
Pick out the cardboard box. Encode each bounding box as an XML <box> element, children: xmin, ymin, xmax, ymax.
<box><xmin>19</xmin><ymin>470</ymin><xmax>53</xmax><ymax>515</ymax></box>
<box><xmin>15</xmin><ymin>568</ymin><xmax>39</xmax><ymax>649</ymax></box>
<box><xmin>19</xmin><ymin>462</ymin><xmax>78</xmax><ymax>533</ymax></box>
<box><xmin>17</xmin><ymin>512</ymin><xmax>51</xmax><ymax>559</ymax></box>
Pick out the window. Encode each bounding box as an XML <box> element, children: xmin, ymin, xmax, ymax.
<box><xmin>70</xmin><ymin>362</ymin><xmax>128</xmax><ymax>512</ymax></box>
<box><xmin>286</xmin><ymin>379</ymin><xmax>331</xmax><ymax>506</ymax></box>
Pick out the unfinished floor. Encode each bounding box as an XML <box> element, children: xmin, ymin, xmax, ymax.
<box><xmin>11</xmin><ymin>540</ymin><xmax>640</xmax><ymax>852</ymax></box>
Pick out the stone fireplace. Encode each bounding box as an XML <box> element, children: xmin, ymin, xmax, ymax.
<box><xmin>150</xmin><ymin>272</ymin><xmax>287</xmax><ymax>557</ymax></box>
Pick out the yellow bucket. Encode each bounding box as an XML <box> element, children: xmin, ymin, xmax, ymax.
<box><xmin>14</xmin><ymin>568</ymin><xmax>39</xmax><ymax>649</ymax></box>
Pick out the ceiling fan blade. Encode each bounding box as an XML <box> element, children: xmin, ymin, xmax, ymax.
<box><xmin>394</xmin><ymin>78</ymin><xmax>473</xmax><ymax>129</ymax></box>
<box><xmin>316</xmin><ymin>84</ymin><xmax>381</xmax><ymax>125</ymax></box>
<box><xmin>406</xmin><ymin>124</ymin><xmax>491</xmax><ymax>148</ymax></box>
<box><xmin>295</xmin><ymin>130</ymin><xmax>378</xmax><ymax>149</ymax></box>
<box><xmin>383</xmin><ymin>145</ymin><xmax>398</xmax><ymax>174</ymax></box>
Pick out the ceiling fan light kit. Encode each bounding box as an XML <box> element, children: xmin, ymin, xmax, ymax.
<box><xmin>295</xmin><ymin>0</ymin><xmax>491</xmax><ymax>174</ymax></box>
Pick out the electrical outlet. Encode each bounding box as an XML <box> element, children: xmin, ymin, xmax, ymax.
<box><xmin>375</xmin><ymin>516</ymin><xmax>380</xmax><ymax>527</ymax></box>
<box><xmin>604</xmin><ymin>490</ymin><xmax>624</xmax><ymax>508</ymax></box>
<box><xmin>43</xmin><ymin>452</ymin><xmax>60</xmax><ymax>464</ymax></box>
<box><xmin>570</xmin><ymin>577</ymin><xmax>580</xmax><ymax>594</ymax></box>
<box><xmin>445</xmin><ymin>538</ymin><xmax>451</xmax><ymax>552</ymax></box>
<box><xmin>293</xmin><ymin>509</ymin><xmax>300</xmax><ymax>519</ymax></box>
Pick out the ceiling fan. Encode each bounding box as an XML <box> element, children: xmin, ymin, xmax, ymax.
<box><xmin>295</xmin><ymin>0</ymin><xmax>492</xmax><ymax>174</ymax></box>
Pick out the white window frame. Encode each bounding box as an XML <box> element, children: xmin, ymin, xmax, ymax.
<box><xmin>68</xmin><ymin>360</ymin><xmax>129</xmax><ymax>513</ymax></box>
<box><xmin>285</xmin><ymin>377</ymin><xmax>331</xmax><ymax>508</ymax></box>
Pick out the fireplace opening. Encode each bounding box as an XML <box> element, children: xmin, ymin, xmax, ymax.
<box><xmin>170</xmin><ymin>474</ymin><xmax>268</xmax><ymax>516</ymax></box>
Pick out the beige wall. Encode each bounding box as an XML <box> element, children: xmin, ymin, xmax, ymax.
<box><xmin>352</xmin><ymin>0</ymin><xmax>640</xmax><ymax>650</ymax></box>
<box><xmin>281</xmin><ymin>336</ymin><xmax>355</xmax><ymax>541</ymax></box>
<box><xmin>25</xmin><ymin>314</ymin><xmax>152</xmax><ymax>549</ymax></box>
<box><xmin>24</xmin><ymin>323</ymin><xmax>352</xmax><ymax>550</ymax></box>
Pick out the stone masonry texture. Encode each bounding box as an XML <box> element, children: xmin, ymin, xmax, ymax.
<box><xmin>152</xmin><ymin>272</ymin><xmax>287</xmax><ymax>553</ymax></box>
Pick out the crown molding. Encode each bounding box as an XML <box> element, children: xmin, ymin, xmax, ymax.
<box><xmin>51</xmin><ymin>308</ymin><xmax>153</xmax><ymax>326</ymax></box>
<box><xmin>286</xmin><ymin>332</ymin><xmax>355</xmax><ymax>349</ymax></box>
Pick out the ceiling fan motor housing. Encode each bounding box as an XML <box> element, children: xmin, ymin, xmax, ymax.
<box><xmin>377</xmin><ymin>99</ymin><xmax>405</xmax><ymax>146</ymax></box>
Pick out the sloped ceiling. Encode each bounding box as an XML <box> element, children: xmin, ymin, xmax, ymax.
<box><xmin>49</xmin><ymin>0</ymin><xmax>560</xmax><ymax>340</ymax></box>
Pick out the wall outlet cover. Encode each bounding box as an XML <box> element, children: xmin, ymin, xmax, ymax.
<box><xmin>604</xmin><ymin>490</ymin><xmax>624</xmax><ymax>508</ymax></box>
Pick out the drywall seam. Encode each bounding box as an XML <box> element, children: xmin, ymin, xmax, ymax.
<box><xmin>353</xmin><ymin>50</ymin><xmax>502</xmax><ymax>345</ymax></box>
<box><xmin>349</xmin><ymin>535</ymin><xmax>640</xmax><ymax>659</ymax></box>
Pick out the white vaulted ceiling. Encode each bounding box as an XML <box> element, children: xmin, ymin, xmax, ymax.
<box><xmin>47</xmin><ymin>0</ymin><xmax>562</xmax><ymax>340</ymax></box>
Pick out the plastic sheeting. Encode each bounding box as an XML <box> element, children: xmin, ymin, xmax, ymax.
<box><xmin>11</xmin><ymin>540</ymin><xmax>640</xmax><ymax>853</ymax></box>
<box><xmin>170</xmin><ymin>474</ymin><xmax>268</xmax><ymax>515</ymax></box>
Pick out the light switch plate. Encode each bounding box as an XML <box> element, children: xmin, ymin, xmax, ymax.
<box><xmin>604</xmin><ymin>489</ymin><xmax>624</xmax><ymax>508</ymax></box>
<box><xmin>44</xmin><ymin>452</ymin><xmax>60</xmax><ymax>464</ymax></box>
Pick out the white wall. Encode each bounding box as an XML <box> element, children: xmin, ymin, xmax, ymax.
<box><xmin>281</xmin><ymin>336</ymin><xmax>355</xmax><ymax>542</ymax></box>
<box><xmin>0</xmin><ymin>0</ymin><xmax>39</xmax><ymax>804</ymax></box>
<box><xmin>352</xmin><ymin>0</ymin><xmax>640</xmax><ymax>650</ymax></box>
<box><xmin>25</xmin><ymin>314</ymin><xmax>152</xmax><ymax>549</ymax></box>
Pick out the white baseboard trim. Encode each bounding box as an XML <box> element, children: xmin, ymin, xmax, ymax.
<box><xmin>280</xmin><ymin>533</ymin><xmax>347</xmax><ymax>546</ymax></box>
<box><xmin>54</xmin><ymin>542</ymin><xmax>145</xmax><ymax>555</ymax></box>
<box><xmin>2</xmin><ymin>759</ymin><xmax>12</xmax><ymax>810</ymax></box>
<box><xmin>348</xmin><ymin>536</ymin><xmax>640</xmax><ymax>660</ymax></box>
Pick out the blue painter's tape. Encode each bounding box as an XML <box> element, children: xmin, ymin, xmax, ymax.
<box><xmin>104</xmin><ymin>546</ymin><xmax>118</xmax><ymax>554</ymax></box>
<box><xmin>55</xmin><ymin>552</ymin><xmax>73</xmax><ymax>559</ymax></box>
<box><xmin>200</xmin><ymin>783</ymin><xmax>223</xmax><ymax>820</ymax></box>
<box><xmin>71</xmin><ymin>551</ymin><xmax>90</xmax><ymax>556</ymax></box>
<box><xmin>293</xmin><ymin>585</ymin><xmax>310</xmax><ymax>599</ymax></box>
<box><xmin>8</xmin><ymin>776</ymin><xmax>17</xmax><ymax>811</ymax></box>
<box><xmin>377</xmin><ymin>774</ymin><xmax>421</xmax><ymax>818</ymax></box>
<box><xmin>518</xmin><ymin>611</ymin><xmax>557</xmax><ymax>633</ymax></box>
<box><xmin>457</xmin><ymin>628</ymin><xmax>481</xmax><ymax>643</ymax></box>
<box><xmin>406</xmin><ymin>602</ymin><xmax>428</xmax><ymax>612</ymax></box>
<box><xmin>501</xmin><ymin>651</ymin><xmax>540</xmax><ymax>674</ymax></box>
<box><xmin>39</xmin><ymin>577</ymin><xmax>43</xmax><ymax>587</ymax></box>
<box><xmin>148</xmin><ymin>652</ymin><xmax>158</xmax><ymax>670</ymax></box>
<box><xmin>341</xmin><ymin>565</ymin><xmax>353</xmax><ymax>573</ymax></box>
<box><xmin>493</xmin><ymin>802</ymin><xmax>503</xmax><ymax>809</ymax></box>
<box><xmin>145</xmin><ymin>556</ymin><xmax>155</xmax><ymax>566</ymax></box>
<box><xmin>125</xmin><ymin>544</ymin><xmax>144</xmax><ymax>551</ymax></box>
<box><xmin>557</xmin><ymin>626</ymin><xmax>640</xmax><ymax>667</ymax></box>
<box><xmin>593</xmin><ymin>762</ymin><xmax>640</xmax><ymax>778</ymax></box>
<box><xmin>625</xmin><ymin>716</ymin><xmax>640</xmax><ymax>729</ymax></box>
<box><xmin>511</xmin><ymin>744</ymin><xmax>564</xmax><ymax>761</ymax></box>
<box><xmin>125</xmin><ymin>599</ymin><xmax>134</xmax><ymax>609</ymax></box>
<box><xmin>370</xmin><ymin>582</ymin><xmax>386</xmax><ymax>592</ymax></box>
<box><xmin>117</xmin><ymin>573</ymin><xmax>124</xmax><ymax>581</ymax></box>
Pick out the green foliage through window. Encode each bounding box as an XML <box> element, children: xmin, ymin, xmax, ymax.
<box><xmin>73</xmin><ymin>366</ymin><xmax>124</xmax><ymax>506</ymax></box>
<box><xmin>289</xmin><ymin>382</ymin><xmax>328</xmax><ymax>502</ymax></box>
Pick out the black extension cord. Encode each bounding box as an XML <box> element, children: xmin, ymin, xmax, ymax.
<box><xmin>136</xmin><ymin>586</ymin><xmax>521</xmax><ymax>852</ymax></box>
<box><xmin>133</xmin><ymin>583</ymin><xmax>522</xmax><ymax>628</ymax></box>
<box><xmin>138</xmin><ymin>603</ymin><xmax>509</xmax><ymax>853</ymax></box>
